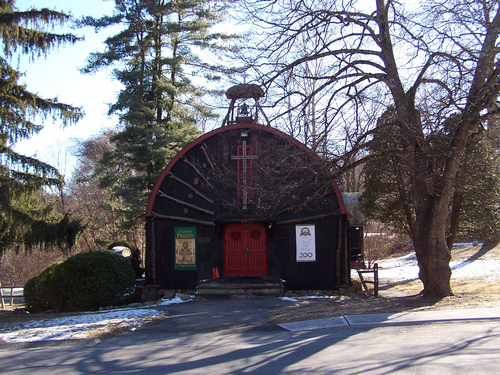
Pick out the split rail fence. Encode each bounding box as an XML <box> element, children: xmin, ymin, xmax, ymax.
<box><xmin>0</xmin><ymin>283</ymin><xmax>24</xmax><ymax>309</ymax></box>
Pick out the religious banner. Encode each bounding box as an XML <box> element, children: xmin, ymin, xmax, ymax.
<box><xmin>174</xmin><ymin>227</ymin><xmax>197</xmax><ymax>270</ymax></box>
<box><xmin>296</xmin><ymin>225</ymin><xmax>316</xmax><ymax>262</ymax></box>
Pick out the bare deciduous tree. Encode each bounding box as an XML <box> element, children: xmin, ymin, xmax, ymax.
<box><xmin>237</xmin><ymin>0</ymin><xmax>500</xmax><ymax>298</ymax></box>
<box><xmin>65</xmin><ymin>132</ymin><xmax>145</xmax><ymax>254</ymax></box>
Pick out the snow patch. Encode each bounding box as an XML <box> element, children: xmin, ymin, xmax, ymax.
<box><xmin>279</xmin><ymin>297</ymin><xmax>298</xmax><ymax>302</ymax></box>
<box><xmin>0</xmin><ymin>308</ymin><xmax>165</xmax><ymax>343</ymax></box>
<box><xmin>158</xmin><ymin>295</ymin><xmax>194</xmax><ymax>306</ymax></box>
<box><xmin>374</xmin><ymin>252</ymin><xmax>500</xmax><ymax>283</ymax></box>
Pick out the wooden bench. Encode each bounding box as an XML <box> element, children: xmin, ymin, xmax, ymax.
<box><xmin>0</xmin><ymin>283</ymin><xmax>24</xmax><ymax>309</ymax></box>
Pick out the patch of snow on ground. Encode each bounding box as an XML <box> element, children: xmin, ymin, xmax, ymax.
<box><xmin>0</xmin><ymin>308</ymin><xmax>165</xmax><ymax>343</ymax></box>
<box><xmin>279</xmin><ymin>297</ymin><xmax>298</xmax><ymax>302</ymax></box>
<box><xmin>450</xmin><ymin>258</ymin><xmax>500</xmax><ymax>282</ymax></box>
<box><xmin>297</xmin><ymin>296</ymin><xmax>338</xmax><ymax>300</ymax></box>
<box><xmin>0</xmin><ymin>295</ymin><xmax>195</xmax><ymax>344</ymax></box>
<box><xmin>374</xmin><ymin>252</ymin><xmax>500</xmax><ymax>283</ymax></box>
<box><xmin>158</xmin><ymin>296</ymin><xmax>194</xmax><ymax>306</ymax></box>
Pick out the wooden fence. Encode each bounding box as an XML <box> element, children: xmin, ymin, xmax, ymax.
<box><xmin>355</xmin><ymin>263</ymin><xmax>379</xmax><ymax>297</ymax></box>
<box><xmin>0</xmin><ymin>283</ymin><xmax>24</xmax><ymax>309</ymax></box>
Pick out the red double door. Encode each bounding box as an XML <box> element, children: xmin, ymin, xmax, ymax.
<box><xmin>223</xmin><ymin>223</ymin><xmax>268</xmax><ymax>276</ymax></box>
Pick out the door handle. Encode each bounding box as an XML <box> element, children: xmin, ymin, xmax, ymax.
<box><xmin>245</xmin><ymin>246</ymin><xmax>249</xmax><ymax>254</ymax></box>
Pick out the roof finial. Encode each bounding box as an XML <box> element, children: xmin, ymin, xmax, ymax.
<box><xmin>241</xmin><ymin>72</ymin><xmax>248</xmax><ymax>84</ymax></box>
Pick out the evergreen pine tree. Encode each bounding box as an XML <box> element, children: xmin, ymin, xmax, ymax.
<box><xmin>0</xmin><ymin>0</ymin><xmax>84</xmax><ymax>254</ymax></box>
<box><xmin>81</xmin><ymin>0</ymin><xmax>233</xmax><ymax>226</ymax></box>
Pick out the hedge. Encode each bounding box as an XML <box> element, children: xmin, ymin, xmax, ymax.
<box><xmin>24</xmin><ymin>251</ymin><xmax>136</xmax><ymax>313</ymax></box>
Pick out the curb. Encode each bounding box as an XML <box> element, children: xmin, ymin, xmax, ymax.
<box><xmin>278</xmin><ymin>307</ymin><xmax>500</xmax><ymax>331</ymax></box>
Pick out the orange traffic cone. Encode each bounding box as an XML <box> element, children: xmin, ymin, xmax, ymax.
<box><xmin>212</xmin><ymin>266</ymin><xmax>220</xmax><ymax>279</ymax></box>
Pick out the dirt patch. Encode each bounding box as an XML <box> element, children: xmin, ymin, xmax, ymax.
<box><xmin>79</xmin><ymin>314</ymin><xmax>169</xmax><ymax>341</ymax></box>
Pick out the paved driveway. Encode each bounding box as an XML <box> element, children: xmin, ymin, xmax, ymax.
<box><xmin>152</xmin><ymin>298</ymin><xmax>285</xmax><ymax>334</ymax></box>
<box><xmin>1</xmin><ymin>299</ymin><xmax>500</xmax><ymax>374</ymax></box>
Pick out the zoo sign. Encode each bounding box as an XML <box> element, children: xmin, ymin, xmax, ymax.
<box><xmin>296</xmin><ymin>225</ymin><xmax>316</xmax><ymax>262</ymax></box>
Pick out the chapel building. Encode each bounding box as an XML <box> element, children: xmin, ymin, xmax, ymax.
<box><xmin>142</xmin><ymin>84</ymin><xmax>353</xmax><ymax>295</ymax></box>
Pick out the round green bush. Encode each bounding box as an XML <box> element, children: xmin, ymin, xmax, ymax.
<box><xmin>24</xmin><ymin>251</ymin><xmax>136</xmax><ymax>313</ymax></box>
<box><xmin>24</xmin><ymin>262</ymin><xmax>65</xmax><ymax>313</ymax></box>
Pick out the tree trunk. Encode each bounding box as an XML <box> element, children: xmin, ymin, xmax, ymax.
<box><xmin>398</xmin><ymin>103</ymin><xmax>454</xmax><ymax>299</ymax></box>
<box><xmin>413</xmin><ymin>191</ymin><xmax>453</xmax><ymax>298</ymax></box>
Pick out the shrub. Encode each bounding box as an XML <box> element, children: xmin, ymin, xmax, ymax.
<box><xmin>24</xmin><ymin>262</ymin><xmax>65</xmax><ymax>313</ymax></box>
<box><xmin>24</xmin><ymin>251</ymin><xmax>136</xmax><ymax>313</ymax></box>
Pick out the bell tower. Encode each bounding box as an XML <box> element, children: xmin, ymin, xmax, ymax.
<box><xmin>222</xmin><ymin>84</ymin><xmax>271</xmax><ymax>126</ymax></box>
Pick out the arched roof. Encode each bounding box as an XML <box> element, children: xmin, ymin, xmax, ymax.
<box><xmin>143</xmin><ymin>123</ymin><xmax>350</xmax><ymax>219</ymax></box>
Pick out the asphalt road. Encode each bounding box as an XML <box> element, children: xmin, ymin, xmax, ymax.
<box><xmin>0</xmin><ymin>299</ymin><xmax>499</xmax><ymax>374</ymax></box>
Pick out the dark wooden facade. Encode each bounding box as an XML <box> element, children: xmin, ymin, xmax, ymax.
<box><xmin>143</xmin><ymin>86</ymin><xmax>352</xmax><ymax>291</ymax></box>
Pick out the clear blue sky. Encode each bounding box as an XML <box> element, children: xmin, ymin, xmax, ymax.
<box><xmin>14</xmin><ymin>0</ymin><xmax>122</xmax><ymax>179</ymax></box>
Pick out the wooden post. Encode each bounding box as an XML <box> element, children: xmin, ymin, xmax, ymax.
<box><xmin>357</xmin><ymin>268</ymin><xmax>368</xmax><ymax>292</ymax></box>
<box><xmin>167</xmin><ymin>172</ymin><xmax>214</xmax><ymax>204</ymax></box>
<box><xmin>150</xmin><ymin>217</ymin><xmax>157</xmax><ymax>286</ymax></box>
<box><xmin>0</xmin><ymin>282</ymin><xmax>4</xmax><ymax>309</ymax></box>
<box><xmin>373</xmin><ymin>263</ymin><xmax>379</xmax><ymax>297</ymax></box>
<box><xmin>10</xmin><ymin>287</ymin><xmax>15</xmax><ymax>306</ymax></box>
<box><xmin>336</xmin><ymin>215</ymin><xmax>343</xmax><ymax>286</ymax></box>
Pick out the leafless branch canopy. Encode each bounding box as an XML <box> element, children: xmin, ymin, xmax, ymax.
<box><xmin>236</xmin><ymin>0</ymin><xmax>500</xmax><ymax>170</ymax></box>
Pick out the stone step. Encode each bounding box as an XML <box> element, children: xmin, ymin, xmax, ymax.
<box><xmin>197</xmin><ymin>286</ymin><xmax>284</xmax><ymax>294</ymax></box>
<box><xmin>199</xmin><ymin>282</ymin><xmax>283</xmax><ymax>289</ymax></box>
<box><xmin>196</xmin><ymin>277</ymin><xmax>285</xmax><ymax>299</ymax></box>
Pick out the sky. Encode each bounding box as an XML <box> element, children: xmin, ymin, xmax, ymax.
<box><xmin>13</xmin><ymin>0</ymin><xmax>123</xmax><ymax>179</ymax></box>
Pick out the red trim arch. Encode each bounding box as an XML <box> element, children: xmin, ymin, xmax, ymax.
<box><xmin>142</xmin><ymin>123</ymin><xmax>351</xmax><ymax>220</ymax></box>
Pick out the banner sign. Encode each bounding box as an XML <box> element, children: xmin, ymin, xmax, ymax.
<box><xmin>296</xmin><ymin>225</ymin><xmax>316</xmax><ymax>262</ymax></box>
<box><xmin>174</xmin><ymin>227</ymin><xmax>197</xmax><ymax>270</ymax></box>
